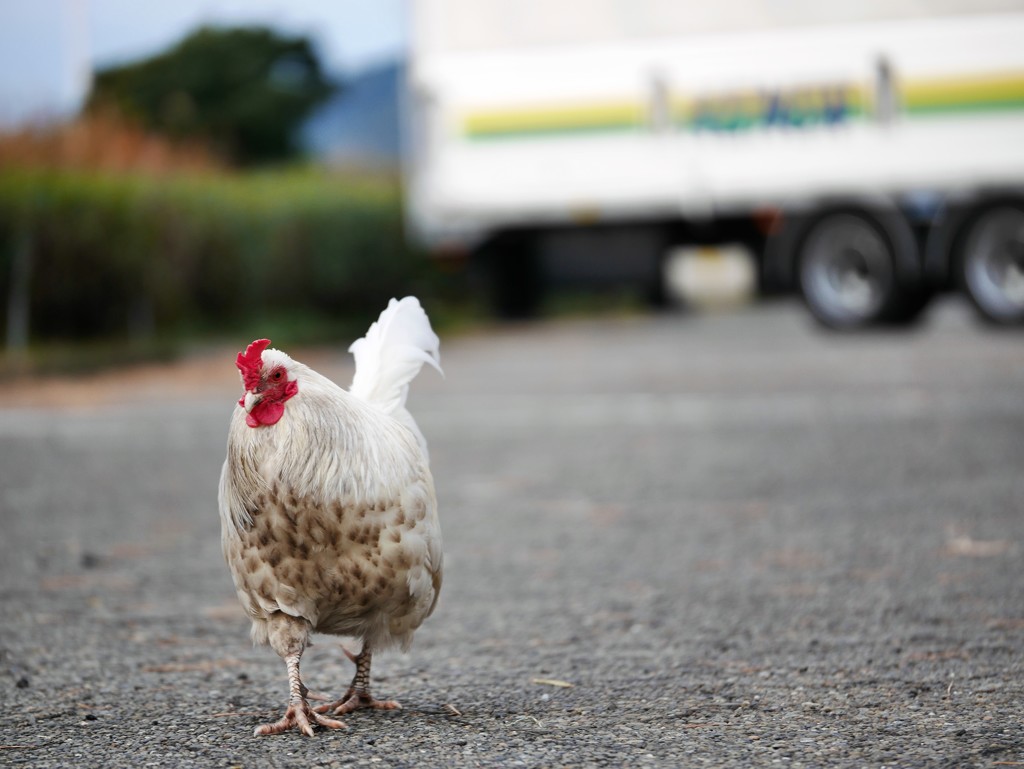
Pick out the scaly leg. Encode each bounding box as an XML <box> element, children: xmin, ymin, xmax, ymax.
<box><xmin>315</xmin><ymin>645</ymin><xmax>401</xmax><ymax>715</ymax></box>
<box><xmin>255</xmin><ymin>651</ymin><xmax>347</xmax><ymax>737</ymax></box>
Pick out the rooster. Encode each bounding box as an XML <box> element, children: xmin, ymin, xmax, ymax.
<box><xmin>218</xmin><ymin>297</ymin><xmax>443</xmax><ymax>737</ymax></box>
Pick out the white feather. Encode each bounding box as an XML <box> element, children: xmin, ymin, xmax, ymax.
<box><xmin>348</xmin><ymin>297</ymin><xmax>441</xmax><ymax>454</ymax></box>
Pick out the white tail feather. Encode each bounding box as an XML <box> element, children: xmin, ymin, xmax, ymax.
<box><xmin>348</xmin><ymin>296</ymin><xmax>442</xmax><ymax>419</ymax></box>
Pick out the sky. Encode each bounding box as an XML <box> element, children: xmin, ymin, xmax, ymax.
<box><xmin>0</xmin><ymin>0</ymin><xmax>408</xmax><ymax>129</ymax></box>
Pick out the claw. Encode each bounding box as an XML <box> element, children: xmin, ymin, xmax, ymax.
<box><xmin>316</xmin><ymin>691</ymin><xmax>402</xmax><ymax>716</ymax></box>
<box><xmin>255</xmin><ymin>700</ymin><xmax>347</xmax><ymax>737</ymax></box>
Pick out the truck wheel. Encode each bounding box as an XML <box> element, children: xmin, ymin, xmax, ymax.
<box><xmin>958</xmin><ymin>204</ymin><xmax>1024</xmax><ymax>325</ymax></box>
<box><xmin>797</xmin><ymin>211</ymin><xmax>923</xmax><ymax>329</ymax></box>
<box><xmin>482</xmin><ymin>233</ymin><xmax>543</xmax><ymax>318</ymax></box>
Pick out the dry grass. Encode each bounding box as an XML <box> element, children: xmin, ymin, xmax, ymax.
<box><xmin>0</xmin><ymin>111</ymin><xmax>221</xmax><ymax>174</ymax></box>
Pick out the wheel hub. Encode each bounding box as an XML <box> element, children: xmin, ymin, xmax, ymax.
<box><xmin>963</xmin><ymin>207</ymin><xmax>1024</xmax><ymax>320</ymax></box>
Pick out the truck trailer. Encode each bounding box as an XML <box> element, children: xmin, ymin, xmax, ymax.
<box><xmin>402</xmin><ymin>0</ymin><xmax>1024</xmax><ymax>326</ymax></box>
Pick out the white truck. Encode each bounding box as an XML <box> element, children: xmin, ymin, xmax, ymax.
<box><xmin>402</xmin><ymin>0</ymin><xmax>1024</xmax><ymax>326</ymax></box>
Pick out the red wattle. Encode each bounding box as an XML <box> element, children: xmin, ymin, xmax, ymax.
<box><xmin>247</xmin><ymin>399</ymin><xmax>286</xmax><ymax>427</ymax></box>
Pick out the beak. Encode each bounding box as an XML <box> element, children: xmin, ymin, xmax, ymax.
<box><xmin>243</xmin><ymin>391</ymin><xmax>263</xmax><ymax>413</ymax></box>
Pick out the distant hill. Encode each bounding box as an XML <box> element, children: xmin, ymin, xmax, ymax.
<box><xmin>300</xmin><ymin>59</ymin><xmax>402</xmax><ymax>169</ymax></box>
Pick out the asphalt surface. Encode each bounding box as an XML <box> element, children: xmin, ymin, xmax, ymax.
<box><xmin>1</xmin><ymin>299</ymin><xmax>1022</xmax><ymax>768</ymax></box>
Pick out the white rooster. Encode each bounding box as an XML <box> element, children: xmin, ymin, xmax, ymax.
<box><xmin>218</xmin><ymin>297</ymin><xmax>443</xmax><ymax>737</ymax></box>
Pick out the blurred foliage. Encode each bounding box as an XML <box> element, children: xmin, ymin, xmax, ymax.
<box><xmin>0</xmin><ymin>168</ymin><xmax>428</xmax><ymax>352</ymax></box>
<box><xmin>86</xmin><ymin>26</ymin><xmax>335</xmax><ymax>165</ymax></box>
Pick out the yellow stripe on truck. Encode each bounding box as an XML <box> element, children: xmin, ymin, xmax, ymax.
<box><xmin>462</xmin><ymin>71</ymin><xmax>1024</xmax><ymax>139</ymax></box>
<box><xmin>463</xmin><ymin>100</ymin><xmax>644</xmax><ymax>138</ymax></box>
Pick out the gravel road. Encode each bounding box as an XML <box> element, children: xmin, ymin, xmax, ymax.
<box><xmin>1</xmin><ymin>299</ymin><xmax>1022</xmax><ymax>768</ymax></box>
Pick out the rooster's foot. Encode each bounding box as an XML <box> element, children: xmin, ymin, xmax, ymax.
<box><xmin>255</xmin><ymin>699</ymin><xmax>347</xmax><ymax>737</ymax></box>
<box><xmin>315</xmin><ymin>690</ymin><xmax>402</xmax><ymax>716</ymax></box>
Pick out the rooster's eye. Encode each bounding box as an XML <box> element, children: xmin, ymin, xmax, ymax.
<box><xmin>271</xmin><ymin>371</ymin><xmax>283</xmax><ymax>381</ymax></box>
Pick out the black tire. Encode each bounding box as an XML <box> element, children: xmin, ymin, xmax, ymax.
<box><xmin>797</xmin><ymin>209</ymin><xmax>927</xmax><ymax>329</ymax></box>
<box><xmin>645</xmin><ymin>249</ymin><xmax>671</xmax><ymax>309</ymax></box>
<box><xmin>957</xmin><ymin>204</ymin><xmax>1024</xmax><ymax>325</ymax></box>
<box><xmin>481</xmin><ymin>233</ymin><xmax>543</xmax><ymax>319</ymax></box>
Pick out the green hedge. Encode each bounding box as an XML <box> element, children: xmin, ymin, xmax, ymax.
<box><xmin>0</xmin><ymin>169</ymin><xmax>419</xmax><ymax>345</ymax></box>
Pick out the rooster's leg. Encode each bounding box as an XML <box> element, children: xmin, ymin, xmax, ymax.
<box><xmin>315</xmin><ymin>645</ymin><xmax>401</xmax><ymax>715</ymax></box>
<box><xmin>255</xmin><ymin>650</ymin><xmax>347</xmax><ymax>737</ymax></box>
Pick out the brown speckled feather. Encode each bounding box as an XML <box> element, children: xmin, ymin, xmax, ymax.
<box><xmin>223</xmin><ymin>475</ymin><xmax>441</xmax><ymax>651</ymax></box>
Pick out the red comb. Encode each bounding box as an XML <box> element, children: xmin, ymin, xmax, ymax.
<box><xmin>236</xmin><ymin>338</ymin><xmax>270</xmax><ymax>390</ymax></box>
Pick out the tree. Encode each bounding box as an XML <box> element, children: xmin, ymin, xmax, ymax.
<box><xmin>86</xmin><ymin>26</ymin><xmax>335</xmax><ymax>165</ymax></box>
